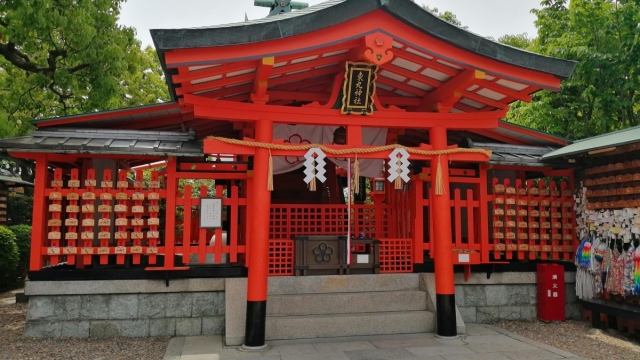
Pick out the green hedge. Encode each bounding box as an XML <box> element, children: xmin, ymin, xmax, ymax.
<box><xmin>8</xmin><ymin>224</ymin><xmax>31</xmax><ymax>278</ymax></box>
<box><xmin>0</xmin><ymin>226</ymin><xmax>19</xmax><ymax>286</ymax></box>
<box><xmin>8</xmin><ymin>193</ymin><xmax>33</xmax><ymax>225</ymax></box>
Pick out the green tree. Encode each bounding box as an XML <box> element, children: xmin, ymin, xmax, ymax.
<box><xmin>506</xmin><ymin>0</ymin><xmax>640</xmax><ymax>139</ymax></box>
<box><xmin>498</xmin><ymin>33</ymin><xmax>534</xmax><ymax>50</ymax></box>
<box><xmin>0</xmin><ymin>0</ymin><xmax>169</xmax><ymax>181</ymax></box>
<box><xmin>0</xmin><ymin>0</ymin><xmax>169</xmax><ymax>130</ymax></box>
<box><xmin>422</xmin><ymin>5</ymin><xmax>466</xmax><ymax>29</ymax></box>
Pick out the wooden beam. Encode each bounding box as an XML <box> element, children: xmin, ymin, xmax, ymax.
<box><xmin>462</xmin><ymin>90</ymin><xmax>510</xmax><ymax>110</ymax></box>
<box><xmin>184</xmin><ymin>95</ymin><xmax>505</xmax><ymax>130</ymax></box>
<box><xmin>478</xmin><ymin>79</ymin><xmax>532</xmax><ymax>103</ymax></box>
<box><xmin>176</xmin><ymin>72</ymin><xmax>256</xmax><ymax>96</ymax></box>
<box><xmin>380</xmin><ymin>63</ymin><xmax>441</xmax><ymax>88</ymax></box>
<box><xmin>268</xmin><ymin>91</ymin><xmax>421</xmax><ymax>107</ymax></box>
<box><xmin>252</xmin><ymin>57</ymin><xmax>274</xmax><ymax>102</ymax></box>
<box><xmin>271</xmin><ymin>54</ymin><xmax>350</xmax><ymax>77</ymax></box>
<box><xmin>377</xmin><ymin>77</ymin><xmax>426</xmax><ymax>97</ymax></box>
<box><xmin>416</xmin><ymin>69</ymin><xmax>485</xmax><ymax>111</ymax></box>
<box><xmin>173</xmin><ymin>60</ymin><xmax>256</xmax><ymax>84</ymax></box>
<box><xmin>395</xmin><ymin>49</ymin><xmax>460</xmax><ymax>78</ymax></box>
<box><xmin>268</xmin><ymin>65</ymin><xmax>341</xmax><ymax>88</ymax></box>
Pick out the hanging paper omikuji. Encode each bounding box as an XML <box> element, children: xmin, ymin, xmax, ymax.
<box><xmin>388</xmin><ymin>148</ymin><xmax>410</xmax><ymax>189</ymax></box>
<box><xmin>303</xmin><ymin>148</ymin><xmax>326</xmax><ymax>191</ymax></box>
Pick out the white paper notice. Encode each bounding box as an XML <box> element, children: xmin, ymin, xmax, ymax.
<box><xmin>356</xmin><ymin>254</ymin><xmax>370</xmax><ymax>264</ymax></box>
<box><xmin>200</xmin><ymin>198</ymin><xmax>222</xmax><ymax>228</ymax></box>
<box><xmin>458</xmin><ymin>254</ymin><xmax>470</xmax><ymax>263</ymax></box>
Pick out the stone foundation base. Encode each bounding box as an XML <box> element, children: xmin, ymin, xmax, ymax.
<box><xmin>24</xmin><ymin>279</ymin><xmax>225</xmax><ymax>338</ymax></box>
<box><xmin>453</xmin><ymin>272</ymin><xmax>581</xmax><ymax>323</ymax></box>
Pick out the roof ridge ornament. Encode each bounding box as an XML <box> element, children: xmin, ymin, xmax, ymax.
<box><xmin>254</xmin><ymin>0</ymin><xmax>309</xmax><ymax>17</ymax></box>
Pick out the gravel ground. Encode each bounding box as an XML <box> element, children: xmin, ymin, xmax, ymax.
<box><xmin>0</xmin><ymin>289</ymin><xmax>170</xmax><ymax>360</ymax></box>
<box><xmin>496</xmin><ymin>320</ymin><xmax>640</xmax><ymax>360</ymax></box>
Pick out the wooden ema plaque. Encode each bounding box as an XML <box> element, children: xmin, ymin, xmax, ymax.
<box><xmin>491</xmin><ymin>177</ymin><xmax>576</xmax><ymax>262</ymax></box>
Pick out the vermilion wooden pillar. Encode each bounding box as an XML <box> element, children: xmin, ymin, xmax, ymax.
<box><xmin>244</xmin><ymin>119</ymin><xmax>273</xmax><ymax>349</ymax></box>
<box><xmin>164</xmin><ymin>157</ymin><xmax>177</xmax><ymax>270</ymax></box>
<box><xmin>30</xmin><ymin>154</ymin><xmax>48</xmax><ymax>271</ymax></box>
<box><xmin>429</xmin><ymin>127</ymin><xmax>457</xmax><ymax>338</ymax></box>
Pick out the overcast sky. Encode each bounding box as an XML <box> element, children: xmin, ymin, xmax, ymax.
<box><xmin>119</xmin><ymin>0</ymin><xmax>542</xmax><ymax>48</ymax></box>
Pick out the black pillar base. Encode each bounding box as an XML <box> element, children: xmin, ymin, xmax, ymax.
<box><xmin>244</xmin><ymin>300</ymin><xmax>267</xmax><ymax>347</ymax></box>
<box><xmin>436</xmin><ymin>294</ymin><xmax>457</xmax><ymax>337</ymax></box>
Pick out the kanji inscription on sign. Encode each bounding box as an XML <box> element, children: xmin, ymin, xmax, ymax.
<box><xmin>200</xmin><ymin>198</ymin><xmax>222</xmax><ymax>229</ymax></box>
<box><xmin>341</xmin><ymin>62</ymin><xmax>377</xmax><ymax>115</ymax></box>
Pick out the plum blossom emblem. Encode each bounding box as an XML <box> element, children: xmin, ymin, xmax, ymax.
<box><xmin>313</xmin><ymin>243</ymin><xmax>333</xmax><ymax>263</ymax></box>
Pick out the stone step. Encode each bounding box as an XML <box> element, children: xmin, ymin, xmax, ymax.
<box><xmin>267</xmin><ymin>290</ymin><xmax>428</xmax><ymax>316</ymax></box>
<box><xmin>267</xmin><ymin>273</ymin><xmax>420</xmax><ymax>295</ymax></box>
<box><xmin>266</xmin><ymin>310</ymin><xmax>435</xmax><ymax>340</ymax></box>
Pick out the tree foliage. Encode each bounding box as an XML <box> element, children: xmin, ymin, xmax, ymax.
<box><xmin>505</xmin><ymin>0</ymin><xmax>640</xmax><ymax>139</ymax></box>
<box><xmin>0</xmin><ymin>226</ymin><xmax>19</xmax><ymax>285</ymax></box>
<box><xmin>0</xmin><ymin>0</ymin><xmax>169</xmax><ymax>137</ymax></box>
<box><xmin>421</xmin><ymin>5</ymin><xmax>466</xmax><ymax>29</ymax></box>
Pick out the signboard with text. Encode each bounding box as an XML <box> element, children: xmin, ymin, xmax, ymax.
<box><xmin>200</xmin><ymin>198</ymin><xmax>222</xmax><ymax>229</ymax></box>
<box><xmin>341</xmin><ymin>62</ymin><xmax>377</xmax><ymax>115</ymax></box>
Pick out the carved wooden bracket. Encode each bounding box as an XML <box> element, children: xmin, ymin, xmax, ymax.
<box><xmin>364</xmin><ymin>33</ymin><xmax>394</xmax><ymax>66</ymax></box>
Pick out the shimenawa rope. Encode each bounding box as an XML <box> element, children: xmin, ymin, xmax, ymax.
<box><xmin>207</xmin><ymin>136</ymin><xmax>492</xmax><ymax>192</ymax></box>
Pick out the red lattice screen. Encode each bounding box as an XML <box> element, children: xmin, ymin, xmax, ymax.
<box><xmin>268</xmin><ymin>240</ymin><xmax>294</xmax><ymax>276</ymax></box>
<box><xmin>269</xmin><ymin>205</ymin><xmax>390</xmax><ymax>240</ymax></box>
<box><xmin>379</xmin><ymin>238</ymin><xmax>413</xmax><ymax>273</ymax></box>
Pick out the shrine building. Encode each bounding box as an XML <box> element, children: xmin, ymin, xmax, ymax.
<box><xmin>0</xmin><ymin>0</ymin><xmax>579</xmax><ymax>346</ymax></box>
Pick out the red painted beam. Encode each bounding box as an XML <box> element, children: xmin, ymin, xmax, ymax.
<box><xmin>380</xmin><ymin>63</ymin><xmax>441</xmax><ymax>88</ymax></box>
<box><xmin>185</xmin><ymin>95</ymin><xmax>505</xmax><ymax>130</ymax></box>
<box><xmin>268</xmin><ymin>65</ymin><xmax>341</xmax><ymax>88</ymax></box>
<box><xmin>177</xmin><ymin>72</ymin><xmax>256</xmax><ymax>96</ymax></box>
<box><xmin>462</xmin><ymin>91</ymin><xmax>510</xmax><ymax>111</ymax></box>
<box><xmin>377</xmin><ymin>77</ymin><xmax>426</xmax><ymax>97</ymax></box>
<box><xmin>415</xmin><ymin>69</ymin><xmax>485</xmax><ymax>111</ymax></box>
<box><xmin>498</xmin><ymin>121</ymin><xmax>569</xmax><ymax>145</ymax></box>
<box><xmin>173</xmin><ymin>60</ymin><xmax>257</xmax><ymax>84</ymax></box>
<box><xmin>35</xmin><ymin>103</ymin><xmax>180</xmax><ymax>128</ymax></box>
<box><xmin>271</xmin><ymin>54</ymin><xmax>350</xmax><ymax>78</ymax></box>
<box><xmin>478</xmin><ymin>80</ymin><xmax>532</xmax><ymax>103</ymax></box>
<box><xmin>252</xmin><ymin>57</ymin><xmax>275</xmax><ymax>102</ymax></box>
<box><xmin>395</xmin><ymin>49</ymin><xmax>460</xmax><ymax>78</ymax></box>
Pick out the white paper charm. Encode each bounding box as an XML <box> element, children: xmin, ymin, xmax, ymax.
<box><xmin>303</xmin><ymin>148</ymin><xmax>327</xmax><ymax>184</ymax></box>
<box><xmin>387</xmin><ymin>148</ymin><xmax>410</xmax><ymax>183</ymax></box>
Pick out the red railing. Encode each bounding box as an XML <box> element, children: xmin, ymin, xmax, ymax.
<box><xmin>175</xmin><ymin>184</ymin><xmax>246</xmax><ymax>265</ymax></box>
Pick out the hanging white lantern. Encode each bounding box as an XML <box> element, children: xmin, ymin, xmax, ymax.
<box><xmin>303</xmin><ymin>148</ymin><xmax>327</xmax><ymax>191</ymax></box>
<box><xmin>387</xmin><ymin>148</ymin><xmax>410</xmax><ymax>189</ymax></box>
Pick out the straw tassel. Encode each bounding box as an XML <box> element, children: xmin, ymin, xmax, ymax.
<box><xmin>267</xmin><ymin>149</ymin><xmax>274</xmax><ymax>191</ymax></box>
<box><xmin>354</xmin><ymin>154</ymin><xmax>360</xmax><ymax>194</ymax></box>
<box><xmin>309</xmin><ymin>175</ymin><xmax>316</xmax><ymax>191</ymax></box>
<box><xmin>435</xmin><ymin>155</ymin><xmax>445</xmax><ymax>195</ymax></box>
